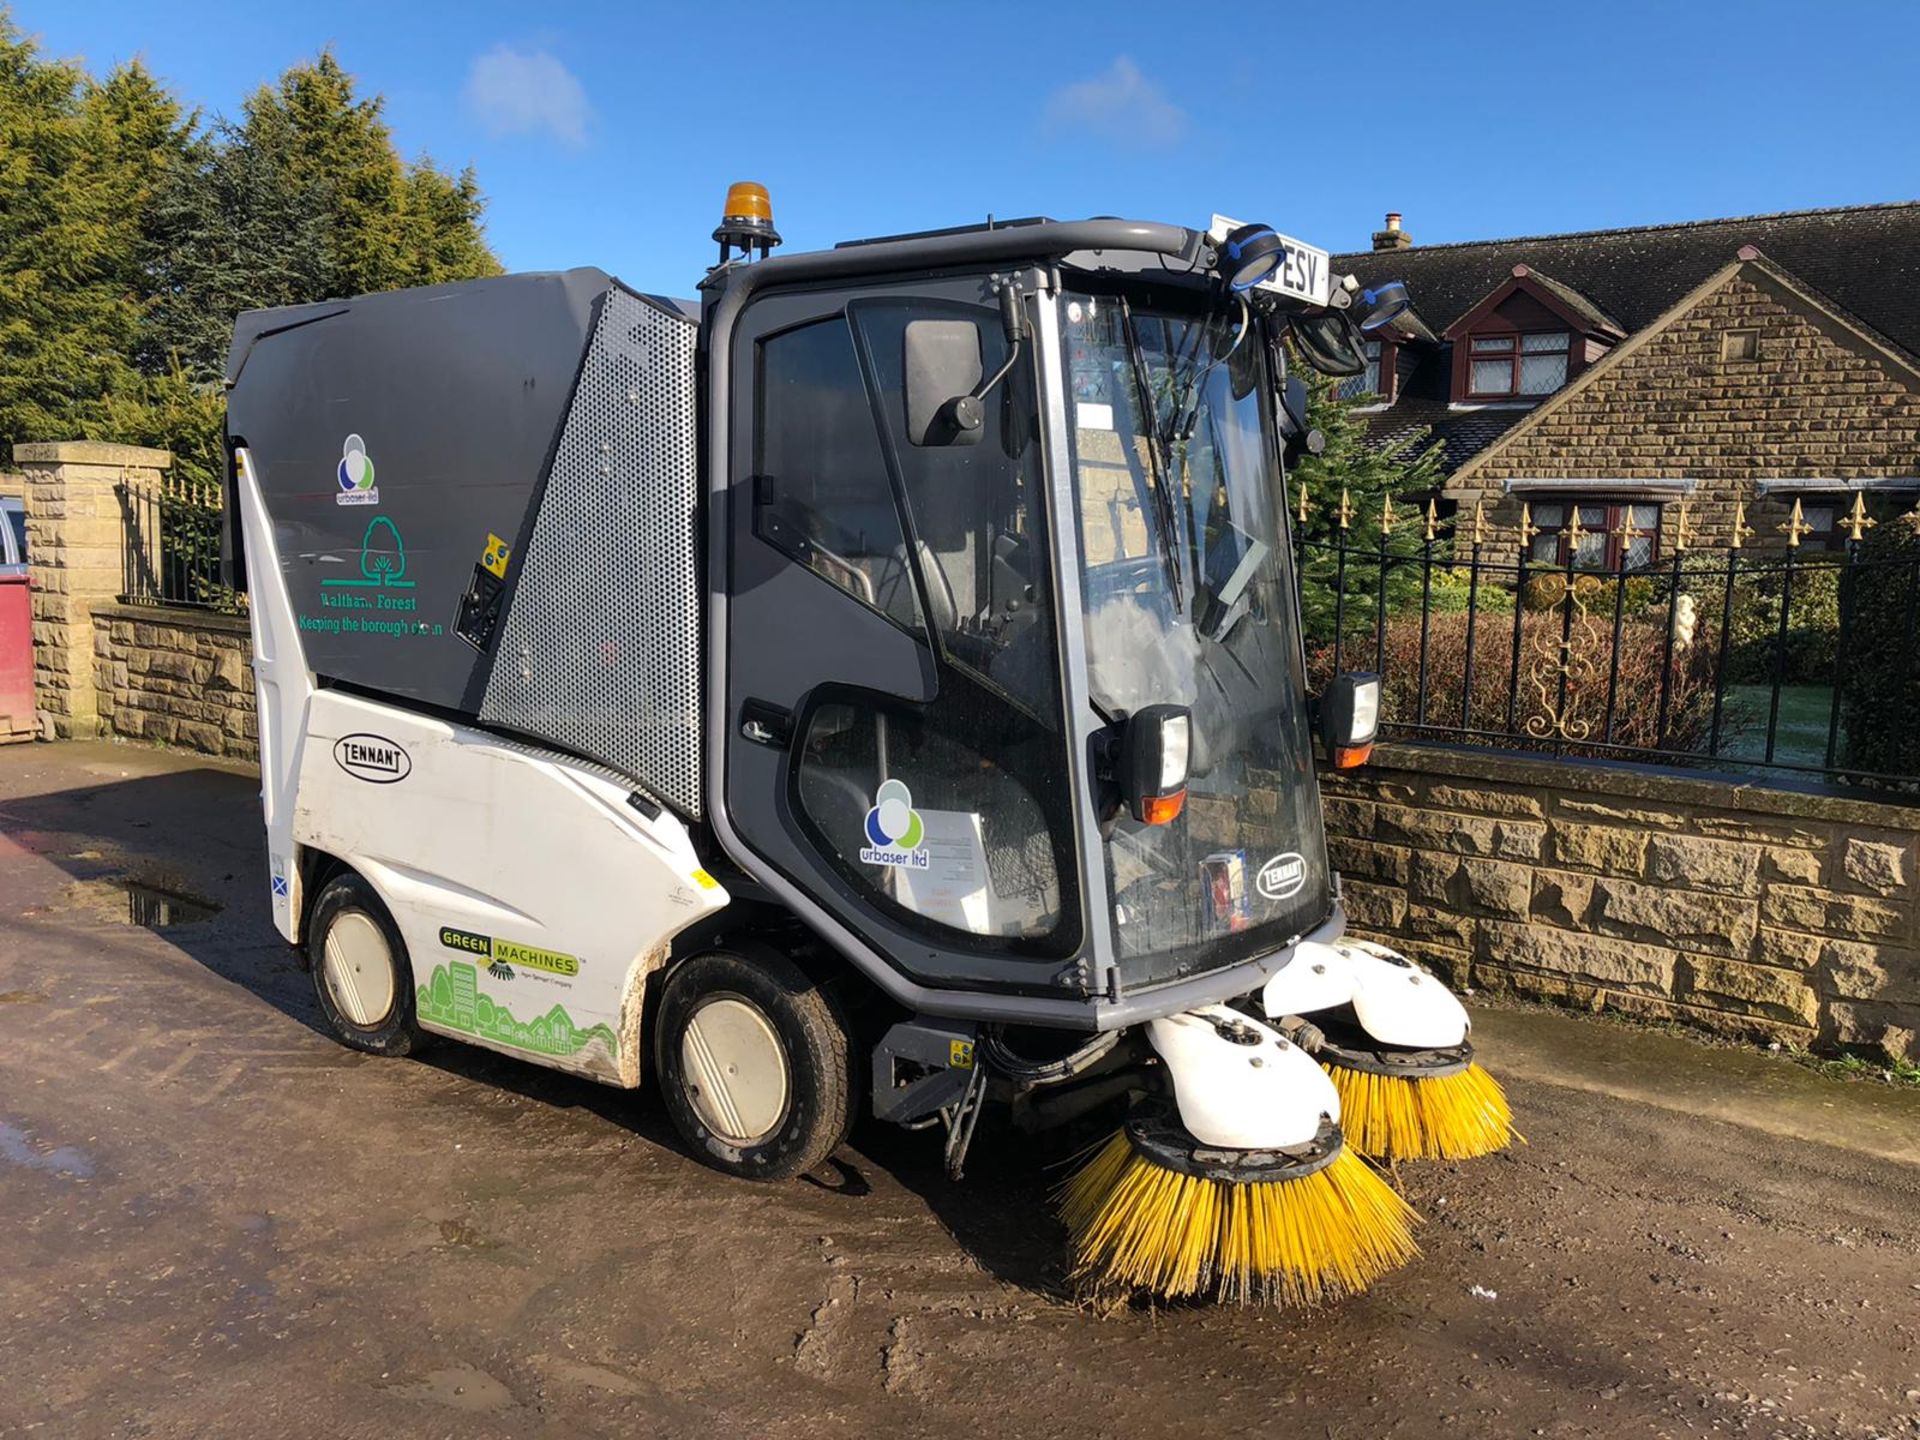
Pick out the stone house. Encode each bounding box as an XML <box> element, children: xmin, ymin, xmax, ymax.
<box><xmin>1336</xmin><ymin>204</ymin><xmax>1920</xmax><ymax>564</ymax></box>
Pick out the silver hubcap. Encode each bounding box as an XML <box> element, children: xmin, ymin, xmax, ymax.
<box><xmin>680</xmin><ymin>996</ymin><xmax>789</xmax><ymax>1145</ymax></box>
<box><xmin>322</xmin><ymin>910</ymin><xmax>396</xmax><ymax>1028</ymax></box>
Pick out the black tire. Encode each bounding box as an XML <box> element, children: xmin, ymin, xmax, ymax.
<box><xmin>654</xmin><ymin>949</ymin><xmax>852</xmax><ymax>1181</ymax></box>
<box><xmin>306</xmin><ymin>871</ymin><xmax>421</xmax><ymax>1057</ymax></box>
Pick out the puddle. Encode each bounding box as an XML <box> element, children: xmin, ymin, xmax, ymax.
<box><xmin>0</xmin><ymin>1121</ymin><xmax>96</xmax><ymax>1179</ymax></box>
<box><xmin>388</xmin><ymin>1365</ymin><xmax>515</xmax><ymax>1413</ymax></box>
<box><xmin>123</xmin><ymin>881</ymin><xmax>221</xmax><ymax>929</ymax></box>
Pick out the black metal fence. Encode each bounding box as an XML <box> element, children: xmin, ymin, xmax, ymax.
<box><xmin>117</xmin><ymin>474</ymin><xmax>242</xmax><ymax>613</ymax></box>
<box><xmin>1295</xmin><ymin>490</ymin><xmax>1920</xmax><ymax>795</ymax></box>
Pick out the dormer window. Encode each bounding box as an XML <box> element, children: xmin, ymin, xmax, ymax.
<box><xmin>1336</xmin><ymin>340</ymin><xmax>1383</xmax><ymax>402</ymax></box>
<box><xmin>1467</xmin><ymin>332</ymin><xmax>1569</xmax><ymax>398</ymax></box>
<box><xmin>1443</xmin><ymin>267</ymin><xmax>1622</xmax><ymax>406</ymax></box>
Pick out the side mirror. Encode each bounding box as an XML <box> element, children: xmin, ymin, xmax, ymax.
<box><xmin>904</xmin><ymin>319</ymin><xmax>986</xmax><ymax>447</ymax></box>
<box><xmin>1319</xmin><ymin>672</ymin><xmax>1380</xmax><ymax>768</ymax></box>
<box><xmin>1288</xmin><ymin>311</ymin><xmax>1367</xmax><ymax>378</ymax></box>
<box><xmin>1120</xmin><ymin>704</ymin><xmax>1191</xmax><ymax>824</ymax></box>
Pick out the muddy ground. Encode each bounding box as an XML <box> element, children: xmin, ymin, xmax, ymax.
<box><xmin>1</xmin><ymin>741</ymin><xmax>1917</xmax><ymax>1439</ymax></box>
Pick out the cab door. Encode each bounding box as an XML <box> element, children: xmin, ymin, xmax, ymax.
<box><xmin>718</xmin><ymin>276</ymin><xmax>1089</xmax><ymax>995</ymax></box>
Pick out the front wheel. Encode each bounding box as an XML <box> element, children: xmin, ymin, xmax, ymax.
<box><xmin>654</xmin><ymin>949</ymin><xmax>853</xmax><ymax>1181</ymax></box>
<box><xmin>307</xmin><ymin>871</ymin><xmax>421</xmax><ymax>1057</ymax></box>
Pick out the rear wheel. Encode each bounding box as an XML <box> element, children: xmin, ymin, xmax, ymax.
<box><xmin>655</xmin><ymin>949</ymin><xmax>852</xmax><ymax>1181</ymax></box>
<box><xmin>307</xmin><ymin>872</ymin><xmax>420</xmax><ymax>1057</ymax></box>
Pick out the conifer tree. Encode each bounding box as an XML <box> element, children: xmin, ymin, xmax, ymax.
<box><xmin>0</xmin><ymin>20</ymin><xmax>504</xmax><ymax>470</ymax></box>
<box><xmin>0</xmin><ymin>21</ymin><xmax>183</xmax><ymax>446</ymax></box>
<box><xmin>1284</xmin><ymin>363</ymin><xmax>1449</xmax><ymax>644</ymax></box>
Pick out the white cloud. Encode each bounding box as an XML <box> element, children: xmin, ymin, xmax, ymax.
<box><xmin>462</xmin><ymin>44</ymin><xmax>590</xmax><ymax>146</ymax></box>
<box><xmin>1042</xmin><ymin>57</ymin><xmax>1187</xmax><ymax>148</ymax></box>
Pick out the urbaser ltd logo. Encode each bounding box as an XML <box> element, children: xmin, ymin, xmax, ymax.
<box><xmin>860</xmin><ymin>779</ymin><xmax>929</xmax><ymax>870</ymax></box>
<box><xmin>336</xmin><ymin>433</ymin><xmax>379</xmax><ymax>506</ymax></box>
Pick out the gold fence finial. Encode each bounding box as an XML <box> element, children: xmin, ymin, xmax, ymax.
<box><xmin>1472</xmin><ymin>498</ymin><xmax>1488</xmax><ymax>547</ymax></box>
<box><xmin>1424</xmin><ymin>497</ymin><xmax>1439</xmax><ymax>542</ymax></box>
<box><xmin>1731</xmin><ymin>501</ymin><xmax>1755</xmax><ymax>549</ymax></box>
<box><xmin>1845</xmin><ymin>491</ymin><xmax>1878</xmax><ymax>544</ymax></box>
<box><xmin>1297</xmin><ymin>479</ymin><xmax>1310</xmax><ymax>526</ymax></box>
<box><xmin>1779</xmin><ymin>495</ymin><xmax>1810</xmax><ymax>548</ymax></box>
<box><xmin>1520</xmin><ymin>502</ymin><xmax>1539</xmax><ymax>547</ymax></box>
<box><xmin>1566</xmin><ymin>504</ymin><xmax>1585</xmax><ymax>556</ymax></box>
<box><xmin>1673</xmin><ymin>498</ymin><xmax>1692</xmax><ymax>552</ymax></box>
<box><xmin>1338</xmin><ymin>485</ymin><xmax>1353</xmax><ymax>531</ymax></box>
<box><xmin>1380</xmin><ymin>495</ymin><xmax>1396</xmax><ymax>537</ymax></box>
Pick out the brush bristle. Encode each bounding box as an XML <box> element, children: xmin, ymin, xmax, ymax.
<box><xmin>1324</xmin><ymin>1061</ymin><xmax>1517</xmax><ymax>1161</ymax></box>
<box><xmin>1059</xmin><ymin>1131</ymin><xmax>1420</xmax><ymax>1306</ymax></box>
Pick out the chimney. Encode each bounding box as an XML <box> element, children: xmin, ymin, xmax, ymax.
<box><xmin>1372</xmin><ymin>211</ymin><xmax>1411</xmax><ymax>252</ymax></box>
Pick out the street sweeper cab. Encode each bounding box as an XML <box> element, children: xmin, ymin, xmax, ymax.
<box><xmin>223</xmin><ymin>186</ymin><xmax>1512</xmax><ymax>1305</ymax></box>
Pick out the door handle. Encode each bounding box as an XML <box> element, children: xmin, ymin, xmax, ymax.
<box><xmin>739</xmin><ymin>698</ymin><xmax>795</xmax><ymax>748</ymax></box>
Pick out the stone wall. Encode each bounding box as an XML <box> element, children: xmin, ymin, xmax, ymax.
<box><xmin>91</xmin><ymin>602</ymin><xmax>257</xmax><ymax>760</ymax></box>
<box><xmin>1321</xmin><ymin>744</ymin><xmax>1919</xmax><ymax>1063</ymax></box>
<box><xmin>15</xmin><ymin>441</ymin><xmax>174</xmax><ymax>737</ymax></box>
<box><xmin>1446</xmin><ymin>257</ymin><xmax>1920</xmax><ymax>564</ymax></box>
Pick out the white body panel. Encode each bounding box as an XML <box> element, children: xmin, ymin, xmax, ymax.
<box><xmin>1258</xmin><ymin>940</ymin><xmax>1357</xmax><ymax>1016</ymax></box>
<box><xmin>1146</xmin><ymin>1006</ymin><xmax>1340</xmax><ymax>1149</ymax></box>
<box><xmin>236</xmin><ymin>448</ymin><xmax>728</xmax><ymax>1089</ymax></box>
<box><xmin>1261</xmin><ymin>938</ymin><xmax>1470</xmax><ymax>1050</ymax></box>
<box><xmin>236</xmin><ymin>448</ymin><xmax>312</xmax><ymax>939</ymax></box>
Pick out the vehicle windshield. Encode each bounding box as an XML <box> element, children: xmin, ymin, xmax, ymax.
<box><xmin>1062</xmin><ymin>289</ymin><xmax>1328</xmax><ymax>986</ymax></box>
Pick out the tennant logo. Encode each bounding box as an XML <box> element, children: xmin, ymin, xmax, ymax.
<box><xmin>333</xmin><ymin>733</ymin><xmax>411</xmax><ymax>784</ymax></box>
<box><xmin>1256</xmin><ymin>851</ymin><xmax>1307</xmax><ymax>901</ymax></box>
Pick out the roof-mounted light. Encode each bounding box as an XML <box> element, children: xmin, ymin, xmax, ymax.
<box><xmin>713</xmin><ymin>181</ymin><xmax>782</xmax><ymax>266</ymax></box>
<box><xmin>1356</xmin><ymin>279</ymin><xmax>1412</xmax><ymax>332</ymax></box>
<box><xmin>1217</xmin><ymin>222</ymin><xmax>1286</xmax><ymax>292</ymax></box>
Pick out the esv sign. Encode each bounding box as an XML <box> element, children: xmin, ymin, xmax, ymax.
<box><xmin>333</xmin><ymin>733</ymin><xmax>411</xmax><ymax>784</ymax></box>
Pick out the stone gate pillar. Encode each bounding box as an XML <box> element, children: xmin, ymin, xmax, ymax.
<box><xmin>13</xmin><ymin>441</ymin><xmax>172</xmax><ymax>739</ymax></box>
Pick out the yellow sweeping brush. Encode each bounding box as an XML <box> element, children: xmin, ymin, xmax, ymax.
<box><xmin>1317</xmin><ymin>1040</ymin><xmax>1517</xmax><ymax>1162</ymax></box>
<box><xmin>1059</xmin><ymin>1105</ymin><xmax>1420</xmax><ymax>1306</ymax></box>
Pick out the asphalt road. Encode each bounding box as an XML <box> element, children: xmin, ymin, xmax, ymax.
<box><xmin>2</xmin><ymin>741</ymin><xmax>1917</xmax><ymax>1440</ymax></box>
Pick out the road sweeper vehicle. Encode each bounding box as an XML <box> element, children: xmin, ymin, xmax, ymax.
<box><xmin>223</xmin><ymin>186</ymin><xmax>1512</xmax><ymax>1304</ymax></box>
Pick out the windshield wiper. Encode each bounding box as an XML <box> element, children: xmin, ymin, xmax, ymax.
<box><xmin>1118</xmin><ymin>298</ymin><xmax>1187</xmax><ymax>613</ymax></box>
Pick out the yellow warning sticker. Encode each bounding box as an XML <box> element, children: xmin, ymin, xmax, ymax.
<box><xmin>690</xmin><ymin>869</ymin><xmax>720</xmax><ymax>890</ymax></box>
<box><xmin>949</xmin><ymin>1038</ymin><xmax>975</xmax><ymax>1069</ymax></box>
<box><xmin>481</xmin><ymin>533</ymin><xmax>512</xmax><ymax>579</ymax></box>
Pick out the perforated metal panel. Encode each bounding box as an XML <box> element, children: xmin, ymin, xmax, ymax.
<box><xmin>480</xmin><ymin>287</ymin><xmax>704</xmax><ymax>817</ymax></box>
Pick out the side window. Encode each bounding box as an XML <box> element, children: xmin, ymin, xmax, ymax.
<box><xmin>754</xmin><ymin>318</ymin><xmax>922</xmax><ymax>633</ymax></box>
<box><xmin>796</xmin><ymin>701</ymin><xmax>1063</xmax><ymax>943</ymax></box>
<box><xmin>849</xmin><ymin>298</ymin><xmax>1062</xmax><ymax>724</ymax></box>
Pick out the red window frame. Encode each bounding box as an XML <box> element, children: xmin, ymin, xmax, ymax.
<box><xmin>1526</xmin><ymin>497</ymin><xmax>1662</xmax><ymax>571</ymax></box>
<box><xmin>1466</xmin><ymin>331</ymin><xmax>1569</xmax><ymax>399</ymax></box>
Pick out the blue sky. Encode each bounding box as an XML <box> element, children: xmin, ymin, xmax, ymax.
<box><xmin>16</xmin><ymin>0</ymin><xmax>1920</xmax><ymax>293</ymax></box>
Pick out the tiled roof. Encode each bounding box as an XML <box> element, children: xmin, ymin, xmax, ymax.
<box><xmin>1522</xmin><ymin>269</ymin><xmax>1626</xmax><ymax>336</ymax></box>
<box><xmin>1362</xmin><ymin>398</ymin><xmax>1530</xmax><ymax>472</ymax></box>
<box><xmin>1339</xmin><ymin>202</ymin><xmax>1920</xmax><ymax>360</ymax></box>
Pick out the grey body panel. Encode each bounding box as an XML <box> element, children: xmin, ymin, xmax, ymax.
<box><xmin>227</xmin><ymin>270</ymin><xmax>707</xmax><ymax>814</ymax></box>
<box><xmin>226</xmin><ymin>269</ymin><xmax>613</xmax><ymax>712</ymax></box>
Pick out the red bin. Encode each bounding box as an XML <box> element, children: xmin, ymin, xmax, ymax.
<box><xmin>0</xmin><ymin>571</ymin><xmax>32</xmax><ymax>742</ymax></box>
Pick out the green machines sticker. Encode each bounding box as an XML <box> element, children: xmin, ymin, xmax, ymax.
<box><xmin>416</xmin><ymin>960</ymin><xmax>617</xmax><ymax>1064</ymax></box>
<box><xmin>438</xmin><ymin>925</ymin><xmax>578</xmax><ymax>979</ymax></box>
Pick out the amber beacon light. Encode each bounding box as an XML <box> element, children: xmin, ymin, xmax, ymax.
<box><xmin>714</xmin><ymin>181</ymin><xmax>782</xmax><ymax>264</ymax></box>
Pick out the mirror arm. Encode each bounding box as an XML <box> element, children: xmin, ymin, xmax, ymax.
<box><xmin>970</xmin><ymin>340</ymin><xmax>1022</xmax><ymax>403</ymax></box>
